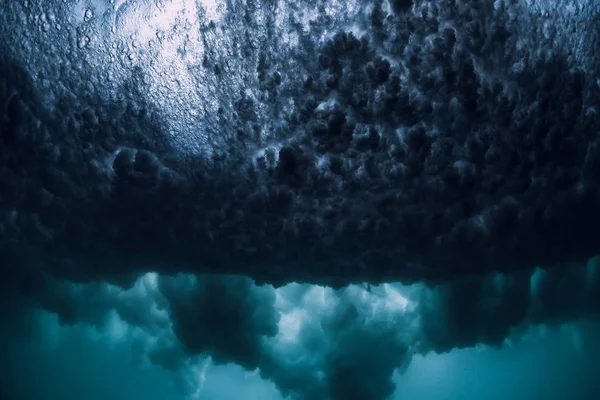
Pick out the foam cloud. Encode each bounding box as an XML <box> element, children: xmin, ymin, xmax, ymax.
<box><xmin>4</xmin><ymin>263</ymin><xmax>598</xmax><ymax>399</ymax></box>
<box><xmin>2</xmin><ymin>0</ymin><xmax>600</xmax><ymax>286</ymax></box>
<box><xmin>2</xmin><ymin>0</ymin><xmax>600</xmax><ymax>399</ymax></box>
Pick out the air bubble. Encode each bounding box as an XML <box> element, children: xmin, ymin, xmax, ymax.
<box><xmin>77</xmin><ymin>35</ymin><xmax>91</xmax><ymax>49</ymax></box>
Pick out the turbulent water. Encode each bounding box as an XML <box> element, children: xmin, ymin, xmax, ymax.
<box><xmin>1</xmin><ymin>0</ymin><xmax>600</xmax><ymax>285</ymax></box>
<box><xmin>2</xmin><ymin>1</ymin><xmax>600</xmax><ymax>399</ymax></box>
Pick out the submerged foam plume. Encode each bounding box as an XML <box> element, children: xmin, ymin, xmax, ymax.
<box><xmin>6</xmin><ymin>262</ymin><xmax>599</xmax><ymax>400</ymax></box>
<box><xmin>2</xmin><ymin>1</ymin><xmax>600</xmax><ymax>398</ymax></box>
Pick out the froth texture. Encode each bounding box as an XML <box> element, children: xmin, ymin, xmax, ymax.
<box><xmin>1</xmin><ymin>0</ymin><xmax>600</xmax><ymax>287</ymax></box>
